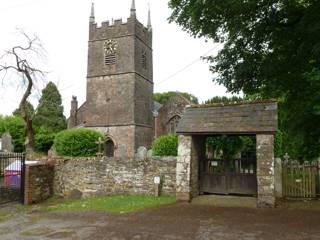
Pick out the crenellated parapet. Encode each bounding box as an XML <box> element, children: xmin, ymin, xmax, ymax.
<box><xmin>89</xmin><ymin>17</ymin><xmax>152</xmax><ymax>47</ymax></box>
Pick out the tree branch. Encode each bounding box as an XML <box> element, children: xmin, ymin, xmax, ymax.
<box><xmin>0</xmin><ymin>30</ymin><xmax>47</xmax><ymax>151</ymax></box>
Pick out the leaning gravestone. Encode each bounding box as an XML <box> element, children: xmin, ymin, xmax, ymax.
<box><xmin>1</xmin><ymin>133</ymin><xmax>13</xmax><ymax>152</ymax></box>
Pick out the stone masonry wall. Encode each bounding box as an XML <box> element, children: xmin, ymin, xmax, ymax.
<box><xmin>90</xmin><ymin>126</ymin><xmax>136</xmax><ymax>158</ymax></box>
<box><xmin>176</xmin><ymin>135</ymin><xmax>205</xmax><ymax>201</ymax></box>
<box><xmin>54</xmin><ymin>156</ymin><xmax>176</xmax><ymax>198</ymax></box>
<box><xmin>24</xmin><ymin>164</ymin><xmax>54</xmax><ymax>204</ymax></box>
<box><xmin>256</xmin><ymin>134</ymin><xmax>275</xmax><ymax>207</ymax></box>
<box><xmin>176</xmin><ymin>135</ymin><xmax>192</xmax><ymax>201</ymax></box>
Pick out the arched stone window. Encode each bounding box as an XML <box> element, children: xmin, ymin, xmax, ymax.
<box><xmin>168</xmin><ymin>115</ymin><xmax>181</xmax><ymax>134</ymax></box>
<box><xmin>104</xmin><ymin>139</ymin><xmax>115</xmax><ymax>157</ymax></box>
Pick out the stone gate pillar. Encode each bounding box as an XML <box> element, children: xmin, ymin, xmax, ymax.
<box><xmin>256</xmin><ymin>134</ymin><xmax>275</xmax><ymax>207</ymax></box>
<box><xmin>176</xmin><ymin>135</ymin><xmax>192</xmax><ymax>201</ymax></box>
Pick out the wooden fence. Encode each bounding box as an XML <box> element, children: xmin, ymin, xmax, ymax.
<box><xmin>282</xmin><ymin>160</ymin><xmax>319</xmax><ymax>198</ymax></box>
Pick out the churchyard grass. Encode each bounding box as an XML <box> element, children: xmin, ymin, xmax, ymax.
<box><xmin>41</xmin><ymin>195</ymin><xmax>176</xmax><ymax>213</ymax></box>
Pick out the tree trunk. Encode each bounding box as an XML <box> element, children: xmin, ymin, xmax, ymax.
<box><xmin>19</xmin><ymin>68</ymin><xmax>34</xmax><ymax>153</ymax></box>
<box><xmin>26</xmin><ymin>118</ymin><xmax>34</xmax><ymax>149</ymax></box>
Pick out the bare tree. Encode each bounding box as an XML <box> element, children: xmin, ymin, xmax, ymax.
<box><xmin>0</xmin><ymin>30</ymin><xmax>46</xmax><ymax>153</ymax></box>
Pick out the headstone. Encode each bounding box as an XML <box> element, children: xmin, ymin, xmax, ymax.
<box><xmin>136</xmin><ymin>146</ymin><xmax>147</xmax><ymax>160</ymax></box>
<box><xmin>284</xmin><ymin>153</ymin><xmax>290</xmax><ymax>161</ymax></box>
<box><xmin>68</xmin><ymin>189</ymin><xmax>83</xmax><ymax>200</ymax></box>
<box><xmin>1</xmin><ymin>133</ymin><xmax>13</xmax><ymax>152</ymax></box>
<box><xmin>48</xmin><ymin>146</ymin><xmax>58</xmax><ymax>159</ymax></box>
<box><xmin>147</xmin><ymin>149</ymin><xmax>153</xmax><ymax>158</ymax></box>
<box><xmin>119</xmin><ymin>144</ymin><xmax>127</xmax><ymax>160</ymax></box>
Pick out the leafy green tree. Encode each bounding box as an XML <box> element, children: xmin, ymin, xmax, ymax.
<box><xmin>33</xmin><ymin>82</ymin><xmax>67</xmax><ymax>132</ymax></box>
<box><xmin>154</xmin><ymin>91</ymin><xmax>198</xmax><ymax>104</ymax></box>
<box><xmin>0</xmin><ymin>115</ymin><xmax>25</xmax><ymax>152</ymax></box>
<box><xmin>0</xmin><ymin>31</ymin><xmax>46</xmax><ymax>151</ymax></box>
<box><xmin>169</xmin><ymin>1</ymin><xmax>320</xmax><ymax>159</ymax></box>
<box><xmin>207</xmin><ymin>136</ymin><xmax>244</xmax><ymax>157</ymax></box>
<box><xmin>204</xmin><ymin>96</ymin><xmax>243</xmax><ymax>105</ymax></box>
<box><xmin>13</xmin><ymin>101</ymin><xmax>35</xmax><ymax>119</ymax></box>
<box><xmin>207</xmin><ymin>135</ymin><xmax>256</xmax><ymax>158</ymax></box>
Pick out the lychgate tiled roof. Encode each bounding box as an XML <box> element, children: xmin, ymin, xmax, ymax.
<box><xmin>177</xmin><ymin>101</ymin><xmax>278</xmax><ymax>134</ymax></box>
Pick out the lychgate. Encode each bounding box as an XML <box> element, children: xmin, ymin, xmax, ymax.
<box><xmin>176</xmin><ymin>101</ymin><xmax>278</xmax><ymax>208</ymax></box>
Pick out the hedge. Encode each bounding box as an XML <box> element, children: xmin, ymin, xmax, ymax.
<box><xmin>34</xmin><ymin>127</ymin><xmax>56</xmax><ymax>153</ymax></box>
<box><xmin>54</xmin><ymin>128</ymin><xmax>104</xmax><ymax>157</ymax></box>
<box><xmin>152</xmin><ymin>134</ymin><xmax>178</xmax><ymax>156</ymax></box>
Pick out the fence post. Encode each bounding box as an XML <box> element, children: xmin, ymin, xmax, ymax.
<box><xmin>275</xmin><ymin>158</ymin><xmax>283</xmax><ymax>198</ymax></box>
<box><xmin>21</xmin><ymin>153</ymin><xmax>26</xmax><ymax>204</ymax></box>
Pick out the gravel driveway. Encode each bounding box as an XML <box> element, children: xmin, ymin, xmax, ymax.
<box><xmin>0</xmin><ymin>201</ymin><xmax>320</xmax><ymax>240</ymax></box>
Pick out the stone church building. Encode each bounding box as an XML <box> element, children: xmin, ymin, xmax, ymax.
<box><xmin>63</xmin><ymin>1</ymin><xmax>278</xmax><ymax>208</ymax></box>
<box><xmin>68</xmin><ymin>1</ymin><xmax>187</xmax><ymax>157</ymax></box>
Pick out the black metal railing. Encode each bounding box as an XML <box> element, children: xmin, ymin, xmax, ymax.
<box><xmin>0</xmin><ymin>152</ymin><xmax>26</xmax><ymax>204</ymax></box>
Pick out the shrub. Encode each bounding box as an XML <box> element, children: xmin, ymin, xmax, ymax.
<box><xmin>54</xmin><ymin>128</ymin><xmax>104</xmax><ymax>157</ymax></box>
<box><xmin>34</xmin><ymin>127</ymin><xmax>56</xmax><ymax>153</ymax></box>
<box><xmin>152</xmin><ymin>134</ymin><xmax>178</xmax><ymax>156</ymax></box>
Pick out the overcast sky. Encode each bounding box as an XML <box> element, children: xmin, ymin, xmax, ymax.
<box><xmin>0</xmin><ymin>0</ymin><xmax>235</xmax><ymax>117</ymax></box>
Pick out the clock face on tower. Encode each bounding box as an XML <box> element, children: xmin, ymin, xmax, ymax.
<box><xmin>104</xmin><ymin>39</ymin><xmax>118</xmax><ymax>55</ymax></box>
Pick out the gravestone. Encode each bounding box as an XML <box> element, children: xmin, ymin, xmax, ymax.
<box><xmin>136</xmin><ymin>146</ymin><xmax>147</xmax><ymax>160</ymax></box>
<box><xmin>119</xmin><ymin>144</ymin><xmax>127</xmax><ymax>160</ymax></box>
<box><xmin>1</xmin><ymin>133</ymin><xmax>13</xmax><ymax>152</ymax></box>
<box><xmin>147</xmin><ymin>149</ymin><xmax>153</xmax><ymax>158</ymax></box>
<box><xmin>68</xmin><ymin>189</ymin><xmax>83</xmax><ymax>200</ymax></box>
<box><xmin>48</xmin><ymin>146</ymin><xmax>58</xmax><ymax>160</ymax></box>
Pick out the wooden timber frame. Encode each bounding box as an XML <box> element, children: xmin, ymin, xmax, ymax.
<box><xmin>175</xmin><ymin>100</ymin><xmax>278</xmax><ymax>208</ymax></box>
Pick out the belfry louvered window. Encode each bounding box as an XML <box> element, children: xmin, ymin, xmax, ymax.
<box><xmin>105</xmin><ymin>53</ymin><xmax>116</xmax><ymax>65</ymax></box>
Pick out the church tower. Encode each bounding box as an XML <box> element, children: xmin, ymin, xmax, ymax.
<box><xmin>85</xmin><ymin>1</ymin><xmax>153</xmax><ymax>157</ymax></box>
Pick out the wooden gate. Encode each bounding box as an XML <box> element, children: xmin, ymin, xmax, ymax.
<box><xmin>282</xmin><ymin>160</ymin><xmax>319</xmax><ymax>198</ymax></box>
<box><xmin>200</xmin><ymin>157</ymin><xmax>257</xmax><ymax>195</ymax></box>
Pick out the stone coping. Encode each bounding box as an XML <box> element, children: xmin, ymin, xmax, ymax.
<box><xmin>189</xmin><ymin>99</ymin><xmax>277</xmax><ymax>108</ymax></box>
<box><xmin>52</xmin><ymin>156</ymin><xmax>177</xmax><ymax>163</ymax></box>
